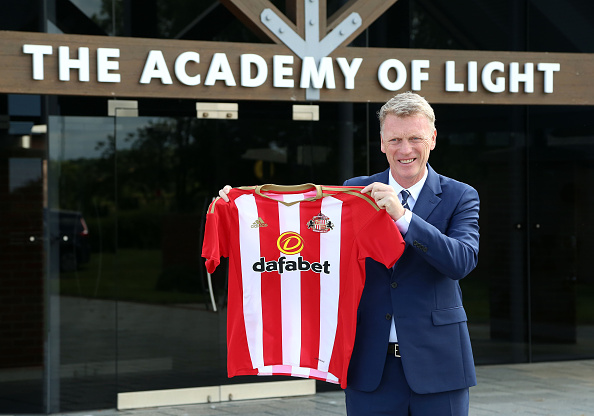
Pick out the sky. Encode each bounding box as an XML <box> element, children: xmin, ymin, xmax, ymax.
<box><xmin>69</xmin><ymin>0</ymin><xmax>103</xmax><ymax>18</ymax></box>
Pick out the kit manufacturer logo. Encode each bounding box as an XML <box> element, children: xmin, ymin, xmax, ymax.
<box><xmin>251</xmin><ymin>217</ymin><xmax>268</xmax><ymax>228</ymax></box>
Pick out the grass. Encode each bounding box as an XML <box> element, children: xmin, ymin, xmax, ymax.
<box><xmin>60</xmin><ymin>249</ymin><xmax>594</xmax><ymax>324</ymax></box>
<box><xmin>59</xmin><ymin>248</ymin><xmax>209</xmax><ymax>304</ymax></box>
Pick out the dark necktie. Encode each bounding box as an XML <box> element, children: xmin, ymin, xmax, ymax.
<box><xmin>400</xmin><ymin>190</ymin><xmax>411</xmax><ymax>210</ymax></box>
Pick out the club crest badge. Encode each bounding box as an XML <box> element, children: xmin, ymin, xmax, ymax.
<box><xmin>307</xmin><ymin>212</ymin><xmax>334</xmax><ymax>233</ymax></box>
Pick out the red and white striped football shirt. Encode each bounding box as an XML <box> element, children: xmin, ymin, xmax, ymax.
<box><xmin>202</xmin><ymin>184</ymin><xmax>404</xmax><ymax>388</ymax></box>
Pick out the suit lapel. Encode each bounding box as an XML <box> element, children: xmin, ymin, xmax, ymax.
<box><xmin>378</xmin><ymin>168</ymin><xmax>391</xmax><ymax>185</ymax></box>
<box><xmin>381</xmin><ymin>165</ymin><xmax>441</xmax><ymax>220</ymax></box>
<box><xmin>413</xmin><ymin>164</ymin><xmax>442</xmax><ymax>221</ymax></box>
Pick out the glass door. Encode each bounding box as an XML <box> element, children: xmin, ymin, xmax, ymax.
<box><xmin>113</xmin><ymin>112</ymin><xmax>228</xmax><ymax>396</ymax></box>
<box><xmin>47</xmin><ymin>115</ymin><xmax>118</xmax><ymax>411</ymax></box>
<box><xmin>112</xmin><ymin>102</ymin><xmax>358</xmax><ymax>404</ymax></box>
<box><xmin>527</xmin><ymin>106</ymin><xmax>594</xmax><ymax>361</ymax></box>
<box><xmin>45</xmin><ymin>100</ymin><xmax>359</xmax><ymax>411</ymax></box>
<box><xmin>430</xmin><ymin>104</ymin><xmax>531</xmax><ymax>365</ymax></box>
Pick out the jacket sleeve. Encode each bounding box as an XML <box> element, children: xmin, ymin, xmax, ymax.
<box><xmin>405</xmin><ymin>185</ymin><xmax>480</xmax><ymax>280</ymax></box>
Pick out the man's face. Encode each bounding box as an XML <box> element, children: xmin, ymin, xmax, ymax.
<box><xmin>380</xmin><ymin>113</ymin><xmax>436</xmax><ymax>188</ymax></box>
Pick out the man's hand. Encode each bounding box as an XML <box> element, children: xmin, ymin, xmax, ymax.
<box><xmin>219</xmin><ymin>185</ymin><xmax>232</xmax><ymax>202</ymax></box>
<box><xmin>361</xmin><ymin>182</ymin><xmax>406</xmax><ymax>221</ymax></box>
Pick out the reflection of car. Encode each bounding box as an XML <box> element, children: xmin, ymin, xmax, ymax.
<box><xmin>49</xmin><ymin>210</ymin><xmax>91</xmax><ymax>272</ymax></box>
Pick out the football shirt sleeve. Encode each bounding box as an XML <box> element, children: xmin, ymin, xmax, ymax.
<box><xmin>202</xmin><ymin>197</ymin><xmax>230</xmax><ymax>274</ymax></box>
<box><xmin>356</xmin><ymin>208</ymin><xmax>405</xmax><ymax>268</ymax></box>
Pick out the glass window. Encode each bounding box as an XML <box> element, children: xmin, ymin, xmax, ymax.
<box><xmin>47</xmin><ymin>116</ymin><xmax>118</xmax><ymax>411</ymax></box>
<box><xmin>45</xmin><ymin>104</ymin><xmax>362</xmax><ymax>409</ymax></box>
<box><xmin>527</xmin><ymin>106</ymin><xmax>594</xmax><ymax>361</ymax></box>
<box><xmin>427</xmin><ymin>104</ymin><xmax>531</xmax><ymax>364</ymax></box>
<box><xmin>0</xmin><ymin>117</ymin><xmax>45</xmax><ymax>414</ymax></box>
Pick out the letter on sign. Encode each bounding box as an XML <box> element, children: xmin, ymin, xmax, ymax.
<box><xmin>175</xmin><ymin>51</ymin><xmax>201</xmax><ymax>86</ymax></box>
<box><xmin>378</xmin><ymin>59</ymin><xmax>407</xmax><ymax>92</ymax></box>
<box><xmin>23</xmin><ymin>44</ymin><xmax>53</xmax><ymax>81</ymax></box>
<box><xmin>140</xmin><ymin>50</ymin><xmax>173</xmax><ymax>84</ymax></box>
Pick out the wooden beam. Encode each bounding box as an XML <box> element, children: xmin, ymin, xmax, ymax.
<box><xmin>219</xmin><ymin>0</ymin><xmax>298</xmax><ymax>44</ymax></box>
<box><xmin>285</xmin><ymin>0</ymin><xmax>305</xmax><ymax>38</ymax></box>
<box><xmin>327</xmin><ymin>0</ymin><xmax>399</xmax><ymax>44</ymax></box>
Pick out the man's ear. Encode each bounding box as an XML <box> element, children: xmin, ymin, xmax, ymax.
<box><xmin>430</xmin><ymin>130</ymin><xmax>437</xmax><ymax>150</ymax></box>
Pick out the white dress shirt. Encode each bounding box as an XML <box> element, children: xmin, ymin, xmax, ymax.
<box><xmin>387</xmin><ymin>168</ymin><xmax>428</xmax><ymax>342</ymax></box>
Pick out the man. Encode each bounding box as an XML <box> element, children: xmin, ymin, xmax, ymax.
<box><xmin>343</xmin><ymin>91</ymin><xmax>479</xmax><ymax>415</ymax></box>
<box><xmin>217</xmin><ymin>91</ymin><xmax>479</xmax><ymax>415</ymax></box>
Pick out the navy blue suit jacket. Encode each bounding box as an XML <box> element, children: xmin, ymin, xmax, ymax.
<box><xmin>344</xmin><ymin>165</ymin><xmax>479</xmax><ymax>394</ymax></box>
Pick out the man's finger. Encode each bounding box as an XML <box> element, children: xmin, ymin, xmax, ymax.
<box><xmin>361</xmin><ymin>182</ymin><xmax>386</xmax><ymax>195</ymax></box>
<box><xmin>219</xmin><ymin>185</ymin><xmax>232</xmax><ymax>202</ymax></box>
<box><xmin>361</xmin><ymin>184</ymin><xmax>374</xmax><ymax>194</ymax></box>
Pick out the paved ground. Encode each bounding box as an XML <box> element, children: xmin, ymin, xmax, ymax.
<box><xmin>58</xmin><ymin>360</ymin><xmax>594</xmax><ymax>416</ymax></box>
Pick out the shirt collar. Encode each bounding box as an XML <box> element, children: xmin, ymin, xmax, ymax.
<box><xmin>388</xmin><ymin>166</ymin><xmax>429</xmax><ymax>206</ymax></box>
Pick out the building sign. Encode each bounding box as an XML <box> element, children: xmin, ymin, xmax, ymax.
<box><xmin>0</xmin><ymin>0</ymin><xmax>593</xmax><ymax>105</ymax></box>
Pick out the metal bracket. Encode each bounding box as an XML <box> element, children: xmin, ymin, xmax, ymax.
<box><xmin>260</xmin><ymin>0</ymin><xmax>361</xmax><ymax>100</ymax></box>
<box><xmin>292</xmin><ymin>104</ymin><xmax>319</xmax><ymax>121</ymax></box>
<box><xmin>196</xmin><ymin>102</ymin><xmax>238</xmax><ymax>120</ymax></box>
<box><xmin>108</xmin><ymin>100</ymin><xmax>138</xmax><ymax>117</ymax></box>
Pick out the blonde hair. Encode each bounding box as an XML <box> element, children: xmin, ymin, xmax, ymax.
<box><xmin>378</xmin><ymin>92</ymin><xmax>436</xmax><ymax>132</ymax></box>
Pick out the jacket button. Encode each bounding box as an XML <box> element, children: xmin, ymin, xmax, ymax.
<box><xmin>391</xmin><ymin>282</ymin><xmax>398</xmax><ymax>289</ymax></box>
<box><xmin>385</xmin><ymin>313</ymin><xmax>392</xmax><ymax>320</ymax></box>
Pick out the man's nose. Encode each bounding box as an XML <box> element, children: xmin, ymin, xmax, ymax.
<box><xmin>398</xmin><ymin>140</ymin><xmax>413</xmax><ymax>153</ymax></box>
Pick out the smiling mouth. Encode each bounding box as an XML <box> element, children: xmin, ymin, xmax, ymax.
<box><xmin>399</xmin><ymin>158</ymin><xmax>415</xmax><ymax>164</ymax></box>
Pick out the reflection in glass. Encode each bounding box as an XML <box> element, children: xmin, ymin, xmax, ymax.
<box><xmin>0</xmin><ymin>157</ymin><xmax>44</xmax><ymax>413</ymax></box>
<box><xmin>40</xmin><ymin>100</ymin><xmax>594</xmax><ymax>411</ymax></box>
